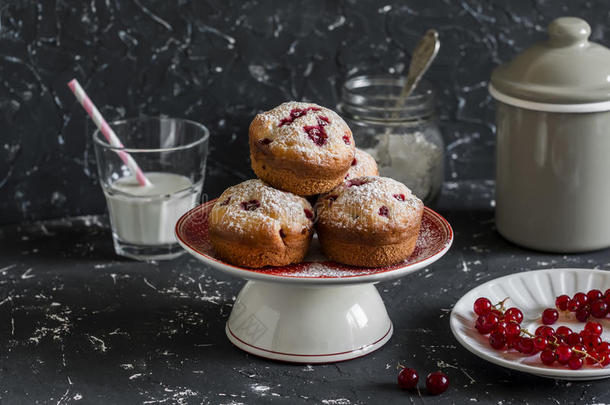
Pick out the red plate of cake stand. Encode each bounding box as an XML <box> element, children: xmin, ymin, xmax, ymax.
<box><xmin>176</xmin><ymin>199</ymin><xmax>453</xmax><ymax>363</ymax></box>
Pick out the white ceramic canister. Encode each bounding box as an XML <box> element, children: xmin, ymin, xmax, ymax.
<box><xmin>490</xmin><ymin>17</ymin><xmax>610</xmax><ymax>253</ymax></box>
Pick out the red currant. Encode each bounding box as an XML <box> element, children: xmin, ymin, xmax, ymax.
<box><xmin>571</xmin><ymin>344</ymin><xmax>587</xmax><ymax>358</ymax></box>
<box><xmin>505</xmin><ymin>321</ymin><xmax>521</xmax><ymax>338</ymax></box>
<box><xmin>556</xmin><ymin>326</ymin><xmax>572</xmax><ymax>339</ymax></box>
<box><xmin>493</xmin><ymin>321</ymin><xmax>508</xmax><ymax>335</ymax></box>
<box><xmin>555</xmin><ymin>295</ymin><xmax>570</xmax><ymax>311</ymax></box>
<box><xmin>540</xmin><ymin>349</ymin><xmax>556</xmax><ymax>365</ymax></box>
<box><xmin>556</xmin><ymin>345</ymin><xmax>572</xmax><ymax>364</ymax></box>
<box><xmin>506</xmin><ymin>335</ymin><xmax>520</xmax><ymax>349</ymax></box>
<box><xmin>535</xmin><ymin>325</ymin><xmax>555</xmax><ymax>339</ymax></box>
<box><xmin>583</xmin><ymin>333</ymin><xmax>602</xmax><ymax>350</ymax></box>
<box><xmin>489</xmin><ymin>331</ymin><xmax>506</xmax><ymax>349</ymax></box>
<box><xmin>587</xmin><ymin>289</ymin><xmax>603</xmax><ymax>302</ymax></box>
<box><xmin>597</xmin><ymin>342</ymin><xmax>610</xmax><ymax>354</ymax></box>
<box><xmin>398</xmin><ymin>367</ymin><xmax>419</xmax><ymax>389</ymax></box>
<box><xmin>504</xmin><ymin>307</ymin><xmax>523</xmax><ymax>324</ymax></box>
<box><xmin>574</xmin><ymin>292</ymin><xmax>588</xmax><ymax>307</ymax></box>
<box><xmin>585</xmin><ymin>321</ymin><xmax>603</xmax><ymax>336</ymax></box>
<box><xmin>590</xmin><ymin>300</ymin><xmax>608</xmax><ymax>318</ymax></box>
<box><xmin>425</xmin><ymin>371</ymin><xmax>449</xmax><ymax>395</ymax></box>
<box><xmin>576</xmin><ymin>307</ymin><xmax>591</xmax><ymax>322</ymax></box>
<box><xmin>566</xmin><ymin>333</ymin><xmax>583</xmax><ymax>346</ymax></box>
<box><xmin>541</xmin><ymin>308</ymin><xmax>559</xmax><ymax>325</ymax></box>
<box><xmin>517</xmin><ymin>337</ymin><xmax>535</xmax><ymax>355</ymax></box>
<box><xmin>475</xmin><ymin>312</ymin><xmax>500</xmax><ymax>334</ymax></box>
<box><xmin>473</xmin><ymin>297</ymin><xmax>492</xmax><ymax>315</ymax></box>
<box><xmin>533</xmin><ymin>336</ymin><xmax>548</xmax><ymax>352</ymax></box>
<box><xmin>567</xmin><ymin>299</ymin><xmax>580</xmax><ymax>312</ymax></box>
<box><xmin>568</xmin><ymin>357</ymin><xmax>583</xmax><ymax>370</ymax></box>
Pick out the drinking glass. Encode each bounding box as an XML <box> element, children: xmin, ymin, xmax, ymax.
<box><xmin>93</xmin><ymin>117</ymin><xmax>209</xmax><ymax>260</ymax></box>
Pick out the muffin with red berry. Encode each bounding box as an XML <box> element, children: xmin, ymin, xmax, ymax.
<box><xmin>249</xmin><ymin>101</ymin><xmax>355</xmax><ymax>196</ymax></box>
<box><xmin>208</xmin><ymin>179</ymin><xmax>315</xmax><ymax>268</ymax></box>
<box><xmin>345</xmin><ymin>148</ymin><xmax>378</xmax><ymax>180</ymax></box>
<box><xmin>315</xmin><ymin>176</ymin><xmax>423</xmax><ymax>267</ymax></box>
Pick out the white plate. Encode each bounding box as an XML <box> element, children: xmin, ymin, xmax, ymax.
<box><xmin>450</xmin><ymin>268</ymin><xmax>610</xmax><ymax>380</ymax></box>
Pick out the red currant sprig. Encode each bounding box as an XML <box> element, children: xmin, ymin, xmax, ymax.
<box><xmin>473</xmin><ymin>296</ymin><xmax>610</xmax><ymax>370</ymax></box>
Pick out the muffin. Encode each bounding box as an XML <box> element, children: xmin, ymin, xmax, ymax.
<box><xmin>249</xmin><ymin>101</ymin><xmax>355</xmax><ymax>196</ymax></box>
<box><xmin>315</xmin><ymin>176</ymin><xmax>423</xmax><ymax>267</ymax></box>
<box><xmin>208</xmin><ymin>179</ymin><xmax>314</xmax><ymax>268</ymax></box>
<box><xmin>345</xmin><ymin>148</ymin><xmax>379</xmax><ymax>180</ymax></box>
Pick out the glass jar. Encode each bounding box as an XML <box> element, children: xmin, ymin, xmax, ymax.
<box><xmin>337</xmin><ymin>74</ymin><xmax>444</xmax><ymax>204</ymax></box>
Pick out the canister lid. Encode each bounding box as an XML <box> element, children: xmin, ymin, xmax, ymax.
<box><xmin>490</xmin><ymin>17</ymin><xmax>610</xmax><ymax>109</ymax></box>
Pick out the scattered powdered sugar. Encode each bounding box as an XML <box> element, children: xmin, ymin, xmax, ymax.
<box><xmin>254</xmin><ymin>101</ymin><xmax>353</xmax><ymax>165</ymax></box>
<box><xmin>278</xmin><ymin>262</ymin><xmax>380</xmax><ymax>278</ymax></box>
<box><xmin>210</xmin><ymin>179</ymin><xmax>312</xmax><ymax>235</ymax></box>
<box><xmin>363</xmin><ymin>131</ymin><xmax>442</xmax><ymax>201</ymax></box>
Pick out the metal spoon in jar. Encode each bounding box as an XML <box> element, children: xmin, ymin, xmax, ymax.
<box><xmin>397</xmin><ymin>29</ymin><xmax>440</xmax><ymax>106</ymax></box>
<box><xmin>377</xmin><ymin>29</ymin><xmax>440</xmax><ymax>167</ymax></box>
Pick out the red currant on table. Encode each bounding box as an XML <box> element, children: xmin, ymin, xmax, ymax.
<box><xmin>425</xmin><ymin>371</ymin><xmax>449</xmax><ymax>395</ymax></box>
<box><xmin>473</xmin><ymin>297</ymin><xmax>492</xmax><ymax>315</ymax></box>
<box><xmin>397</xmin><ymin>367</ymin><xmax>419</xmax><ymax>390</ymax></box>
<box><xmin>541</xmin><ymin>308</ymin><xmax>559</xmax><ymax>325</ymax></box>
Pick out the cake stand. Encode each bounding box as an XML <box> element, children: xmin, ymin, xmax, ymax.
<box><xmin>175</xmin><ymin>200</ymin><xmax>453</xmax><ymax>363</ymax></box>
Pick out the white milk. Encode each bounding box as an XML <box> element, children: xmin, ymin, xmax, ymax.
<box><xmin>104</xmin><ymin>172</ymin><xmax>199</xmax><ymax>245</ymax></box>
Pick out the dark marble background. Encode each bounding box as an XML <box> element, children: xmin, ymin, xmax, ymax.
<box><xmin>1</xmin><ymin>0</ymin><xmax>609</xmax><ymax>224</ymax></box>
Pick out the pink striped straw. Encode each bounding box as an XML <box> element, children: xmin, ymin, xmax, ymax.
<box><xmin>67</xmin><ymin>79</ymin><xmax>151</xmax><ymax>187</ymax></box>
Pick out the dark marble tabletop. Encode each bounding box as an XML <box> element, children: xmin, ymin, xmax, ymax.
<box><xmin>2</xmin><ymin>180</ymin><xmax>610</xmax><ymax>404</ymax></box>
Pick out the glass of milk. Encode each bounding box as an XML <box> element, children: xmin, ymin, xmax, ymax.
<box><xmin>93</xmin><ymin>117</ymin><xmax>209</xmax><ymax>260</ymax></box>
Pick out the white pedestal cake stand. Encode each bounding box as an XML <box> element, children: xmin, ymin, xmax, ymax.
<box><xmin>176</xmin><ymin>200</ymin><xmax>453</xmax><ymax>363</ymax></box>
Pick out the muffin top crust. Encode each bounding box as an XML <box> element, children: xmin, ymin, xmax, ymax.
<box><xmin>210</xmin><ymin>179</ymin><xmax>314</xmax><ymax>241</ymax></box>
<box><xmin>316</xmin><ymin>176</ymin><xmax>423</xmax><ymax>235</ymax></box>
<box><xmin>249</xmin><ymin>101</ymin><xmax>355</xmax><ymax>166</ymax></box>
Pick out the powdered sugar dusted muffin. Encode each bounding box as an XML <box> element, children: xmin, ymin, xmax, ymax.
<box><xmin>249</xmin><ymin>101</ymin><xmax>355</xmax><ymax>196</ymax></box>
<box><xmin>345</xmin><ymin>148</ymin><xmax>378</xmax><ymax>180</ymax></box>
<box><xmin>315</xmin><ymin>176</ymin><xmax>423</xmax><ymax>267</ymax></box>
<box><xmin>209</xmin><ymin>179</ymin><xmax>314</xmax><ymax>268</ymax></box>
